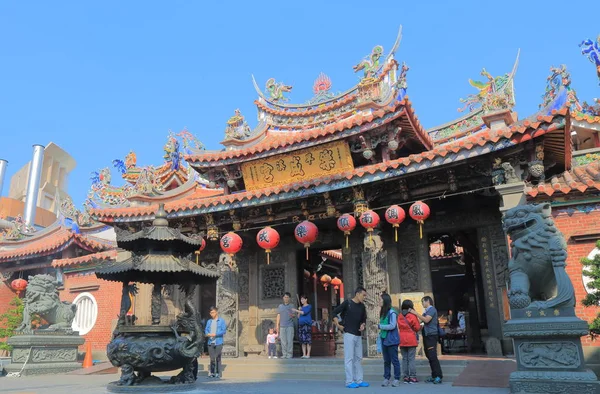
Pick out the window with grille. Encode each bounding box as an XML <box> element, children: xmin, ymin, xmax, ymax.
<box><xmin>72</xmin><ymin>292</ymin><xmax>98</xmax><ymax>335</ymax></box>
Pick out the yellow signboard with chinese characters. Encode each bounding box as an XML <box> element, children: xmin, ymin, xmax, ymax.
<box><xmin>241</xmin><ymin>141</ymin><xmax>355</xmax><ymax>191</ymax></box>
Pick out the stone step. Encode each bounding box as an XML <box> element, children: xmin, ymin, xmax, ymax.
<box><xmin>196</xmin><ymin>358</ymin><xmax>466</xmax><ymax>382</ymax></box>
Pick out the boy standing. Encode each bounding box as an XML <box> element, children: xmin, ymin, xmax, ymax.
<box><xmin>410</xmin><ymin>296</ymin><xmax>443</xmax><ymax>384</ymax></box>
<box><xmin>333</xmin><ymin>286</ymin><xmax>369</xmax><ymax>389</ymax></box>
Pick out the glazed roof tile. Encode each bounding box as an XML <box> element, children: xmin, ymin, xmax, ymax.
<box><xmin>52</xmin><ymin>249</ymin><xmax>118</xmax><ymax>268</ymax></box>
<box><xmin>525</xmin><ymin>160</ymin><xmax>600</xmax><ymax>197</ymax></box>
<box><xmin>0</xmin><ymin>226</ymin><xmax>115</xmax><ymax>263</ymax></box>
<box><xmin>91</xmin><ymin>107</ymin><xmax>569</xmax><ymax>221</ymax></box>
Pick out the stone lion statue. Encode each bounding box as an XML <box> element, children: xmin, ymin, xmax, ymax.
<box><xmin>16</xmin><ymin>274</ymin><xmax>77</xmax><ymax>333</ymax></box>
<box><xmin>502</xmin><ymin>203</ymin><xmax>575</xmax><ymax>310</ymax></box>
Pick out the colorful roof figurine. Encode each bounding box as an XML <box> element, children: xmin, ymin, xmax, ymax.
<box><xmin>87</xmin><ymin>130</ymin><xmax>211</xmax><ymax>209</ymax></box>
<box><xmin>580</xmin><ymin>34</ymin><xmax>600</xmax><ymax>86</ymax></box>
<box><xmin>427</xmin><ymin>50</ymin><xmax>520</xmax><ymax>144</ymax></box>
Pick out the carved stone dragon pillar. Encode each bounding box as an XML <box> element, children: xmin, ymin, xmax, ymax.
<box><xmin>216</xmin><ymin>252</ymin><xmax>239</xmax><ymax>357</ymax></box>
<box><xmin>361</xmin><ymin>230</ymin><xmax>389</xmax><ymax>357</ymax></box>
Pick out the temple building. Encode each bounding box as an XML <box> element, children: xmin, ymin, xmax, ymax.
<box><xmin>1</xmin><ymin>29</ymin><xmax>599</xmax><ymax>363</ymax></box>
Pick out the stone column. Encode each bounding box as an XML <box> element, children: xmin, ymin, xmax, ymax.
<box><xmin>383</xmin><ymin>230</ymin><xmax>401</xmax><ymax>308</ymax></box>
<box><xmin>361</xmin><ymin>230</ymin><xmax>389</xmax><ymax>357</ymax></box>
<box><xmin>216</xmin><ymin>253</ymin><xmax>239</xmax><ymax>357</ymax></box>
<box><xmin>495</xmin><ymin>182</ymin><xmax>526</xmax><ymax>213</ymax></box>
<box><xmin>244</xmin><ymin>248</ymin><xmax>262</xmax><ymax>356</ymax></box>
<box><xmin>476</xmin><ymin>227</ymin><xmax>504</xmax><ymax>356</ymax></box>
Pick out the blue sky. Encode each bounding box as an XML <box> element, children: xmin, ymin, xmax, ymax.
<box><xmin>1</xmin><ymin>0</ymin><xmax>599</xmax><ymax>207</ymax></box>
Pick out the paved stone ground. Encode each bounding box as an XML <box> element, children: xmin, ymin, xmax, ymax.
<box><xmin>0</xmin><ymin>374</ymin><xmax>510</xmax><ymax>394</ymax></box>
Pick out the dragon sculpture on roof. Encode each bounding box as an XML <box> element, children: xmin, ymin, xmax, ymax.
<box><xmin>266</xmin><ymin>78</ymin><xmax>293</xmax><ymax>102</ymax></box>
<box><xmin>0</xmin><ymin>214</ymin><xmax>36</xmax><ymax>241</ymax></box>
<box><xmin>539</xmin><ymin>64</ymin><xmax>598</xmax><ymax>117</ymax></box>
<box><xmin>580</xmin><ymin>35</ymin><xmax>600</xmax><ymax>86</ymax></box>
<box><xmin>458</xmin><ymin>68</ymin><xmax>513</xmax><ymax>113</ymax></box>
<box><xmin>353</xmin><ymin>45</ymin><xmax>384</xmax><ymax>79</ymax></box>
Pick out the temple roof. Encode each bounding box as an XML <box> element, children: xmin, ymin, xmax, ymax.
<box><xmin>0</xmin><ymin>223</ymin><xmax>115</xmax><ymax>263</ymax></box>
<box><xmin>525</xmin><ymin>160</ymin><xmax>600</xmax><ymax>198</ymax></box>
<box><xmin>52</xmin><ymin>249</ymin><xmax>118</xmax><ymax>268</ymax></box>
<box><xmin>90</xmin><ymin>106</ymin><xmax>570</xmax><ymax>222</ymax></box>
<box><xmin>186</xmin><ymin>98</ymin><xmax>430</xmax><ymax>166</ymax></box>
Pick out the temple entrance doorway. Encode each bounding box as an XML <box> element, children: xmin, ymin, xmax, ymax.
<box><xmin>296</xmin><ymin>246</ymin><xmax>344</xmax><ymax>357</ymax></box>
<box><xmin>429</xmin><ymin>229</ymin><xmax>487</xmax><ymax>354</ymax></box>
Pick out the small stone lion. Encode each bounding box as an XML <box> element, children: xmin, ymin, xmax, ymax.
<box><xmin>16</xmin><ymin>274</ymin><xmax>77</xmax><ymax>333</ymax></box>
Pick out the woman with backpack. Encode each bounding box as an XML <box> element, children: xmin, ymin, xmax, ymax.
<box><xmin>377</xmin><ymin>293</ymin><xmax>401</xmax><ymax>387</ymax></box>
<box><xmin>398</xmin><ymin>299</ymin><xmax>421</xmax><ymax>384</ymax></box>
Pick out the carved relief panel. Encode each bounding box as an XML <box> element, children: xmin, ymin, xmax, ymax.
<box><xmin>216</xmin><ymin>253</ymin><xmax>239</xmax><ymax>357</ymax></box>
<box><xmin>361</xmin><ymin>232</ymin><xmax>389</xmax><ymax>357</ymax></box>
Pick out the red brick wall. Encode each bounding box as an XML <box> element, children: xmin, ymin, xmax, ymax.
<box><xmin>553</xmin><ymin>208</ymin><xmax>600</xmax><ymax>347</ymax></box>
<box><xmin>0</xmin><ymin>281</ymin><xmax>17</xmax><ymax>317</ymax></box>
<box><xmin>59</xmin><ymin>271</ymin><xmax>121</xmax><ymax>353</ymax></box>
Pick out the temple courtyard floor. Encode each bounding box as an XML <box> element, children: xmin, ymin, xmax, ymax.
<box><xmin>0</xmin><ymin>374</ymin><xmax>511</xmax><ymax>394</ymax></box>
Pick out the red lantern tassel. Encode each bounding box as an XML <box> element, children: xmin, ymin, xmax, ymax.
<box><xmin>394</xmin><ymin>226</ymin><xmax>398</xmax><ymax>243</ymax></box>
<box><xmin>345</xmin><ymin>233</ymin><xmax>349</xmax><ymax>249</ymax></box>
<box><xmin>306</xmin><ymin>246</ymin><xmax>309</xmax><ymax>261</ymax></box>
<box><xmin>419</xmin><ymin>221</ymin><xmax>423</xmax><ymax>239</ymax></box>
<box><xmin>266</xmin><ymin>250</ymin><xmax>270</xmax><ymax>265</ymax></box>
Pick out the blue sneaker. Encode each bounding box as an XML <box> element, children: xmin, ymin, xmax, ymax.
<box><xmin>433</xmin><ymin>377</ymin><xmax>443</xmax><ymax>384</ymax></box>
<box><xmin>357</xmin><ymin>381</ymin><xmax>370</xmax><ymax>387</ymax></box>
<box><xmin>346</xmin><ymin>382</ymin><xmax>359</xmax><ymax>388</ymax></box>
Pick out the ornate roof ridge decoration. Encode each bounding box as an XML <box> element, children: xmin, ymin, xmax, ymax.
<box><xmin>0</xmin><ymin>214</ymin><xmax>36</xmax><ymax>241</ymax></box>
<box><xmin>305</xmin><ymin>73</ymin><xmax>339</xmax><ymax>105</ymax></box>
<box><xmin>56</xmin><ymin>191</ymin><xmax>96</xmax><ymax>229</ymax></box>
<box><xmin>539</xmin><ymin>64</ymin><xmax>600</xmax><ymax>120</ymax></box>
<box><xmin>580</xmin><ymin>34</ymin><xmax>600</xmax><ymax>86</ymax></box>
<box><xmin>87</xmin><ymin>130</ymin><xmax>208</xmax><ymax>209</ymax></box>
<box><xmin>223</xmin><ymin>109</ymin><xmax>253</xmax><ymax>142</ymax></box>
<box><xmin>575</xmin><ymin>36</ymin><xmax>600</xmax><ymax>120</ymax></box>
<box><xmin>427</xmin><ymin>50</ymin><xmax>520</xmax><ymax>143</ymax></box>
<box><xmin>458</xmin><ymin>49</ymin><xmax>519</xmax><ymax>114</ymax></box>
<box><xmin>251</xmin><ymin>26</ymin><xmax>403</xmax><ymax>110</ymax></box>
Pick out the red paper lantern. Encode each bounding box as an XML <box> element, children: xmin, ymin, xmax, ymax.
<box><xmin>385</xmin><ymin>205</ymin><xmax>406</xmax><ymax>242</ymax></box>
<box><xmin>337</xmin><ymin>214</ymin><xmax>356</xmax><ymax>249</ymax></box>
<box><xmin>359</xmin><ymin>210</ymin><xmax>380</xmax><ymax>243</ymax></box>
<box><xmin>11</xmin><ymin>278</ymin><xmax>27</xmax><ymax>296</ymax></box>
<box><xmin>331</xmin><ymin>277</ymin><xmax>342</xmax><ymax>294</ymax></box>
<box><xmin>220</xmin><ymin>232</ymin><xmax>243</xmax><ymax>255</ymax></box>
<box><xmin>409</xmin><ymin>201</ymin><xmax>430</xmax><ymax>239</ymax></box>
<box><xmin>194</xmin><ymin>237</ymin><xmax>207</xmax><ymax>264</ymax></box>
<box><xmin>320</xmin><ymin>274</ymin><xmax>332</xmax><ymax>290</ymax></box>
<box><xmin>256</xmin><ymin>226</ymin><xmax>280</xmax><ymax>265</ymax></box>
<box><xmin>295</xmin><ymin>221</ymin><xmax>318</xmax><ymax>260</ymax></box>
